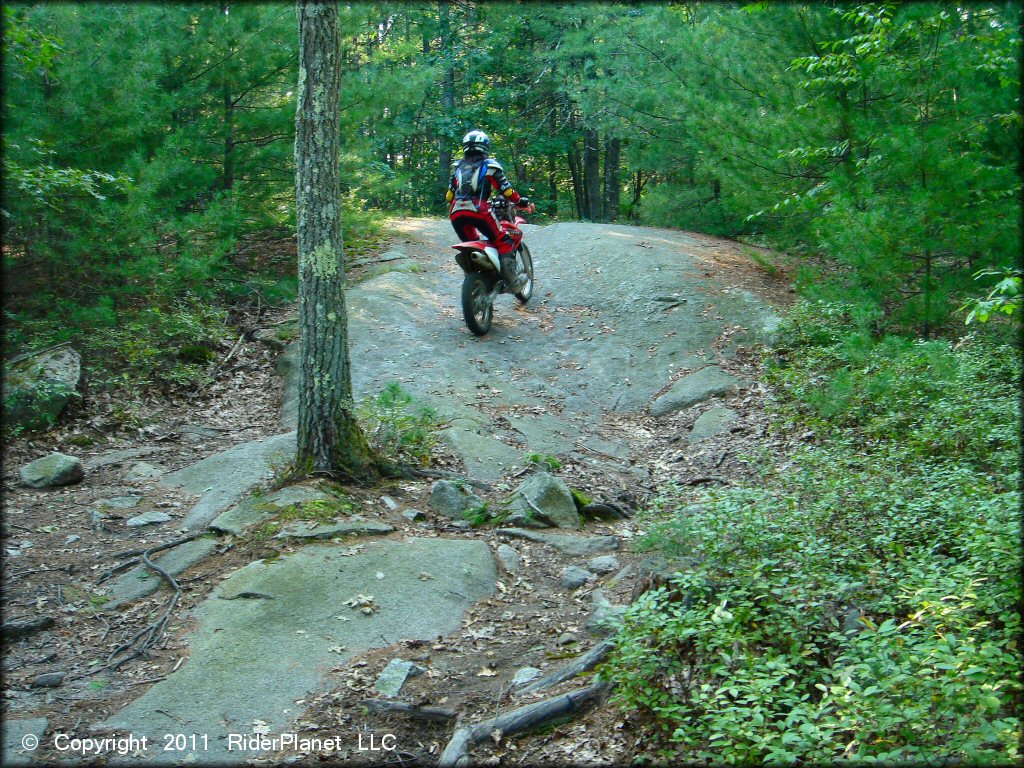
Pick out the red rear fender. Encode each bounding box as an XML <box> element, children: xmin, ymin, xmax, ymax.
<box><xmin>452</xmin><ymin>240</ymin><xmax>489</xmax><ymax>251</ymax></box>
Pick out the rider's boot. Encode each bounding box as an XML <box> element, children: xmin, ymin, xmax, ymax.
<box><xmin>499</xmin><ymin>252</ymin><xmax>528</xmax><ymax>292</ymax></box>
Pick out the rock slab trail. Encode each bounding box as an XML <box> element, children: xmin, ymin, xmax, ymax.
<box><xmin>56</xmin><ymin>219</ymin><xmax>780</xmax><ymax>766</ymax></box>
<box><xmin>101</xmin><ymin>540</ymin><xmax>495</xmax><ymax>763</ymax></box>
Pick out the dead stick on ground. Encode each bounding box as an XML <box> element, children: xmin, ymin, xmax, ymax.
<box><xmin>438</xmin><ymin>681</ymin><xmax>611</xmax><ymax>768</ymax></box>
<box><xmin>361</xmin><ymin>699</ymin><xmax>457</xmax><ymax>722</ymax></box>
<box><xmin>513</xmin><ymin>640</ymin><xmax>613</xmax><ymax>698</ymax></box>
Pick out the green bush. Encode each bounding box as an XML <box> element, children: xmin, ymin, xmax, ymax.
<box><xmin>608</xmin><ymin>311</ymin><xmax>1021</xmax><ymax>763</ymax></box>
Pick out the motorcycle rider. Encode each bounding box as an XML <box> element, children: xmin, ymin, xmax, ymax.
<box><xmin>446</xmin><ymin>130</ymin><xmax>531</xmax><ymax>292</ymax></box>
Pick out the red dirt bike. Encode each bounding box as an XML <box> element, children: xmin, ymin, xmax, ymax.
<box><xmin>450</xmin><ymin>199</ymin><xmax>535</xmax><ymax>336</ymax></box>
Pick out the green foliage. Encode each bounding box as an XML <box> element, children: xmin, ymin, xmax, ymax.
<box><xmin>357</xmin><ymin>382</ymin><xmax>440</xmax><ymax>467</ymax></box>
<box><xmin>525</xmin><ymin>452</ymin><xmax>562</xmax><ymax>471</ymax></box>
<box><xmin>462</xmin><ymin>502</ymin><xmax>490</xmax><ymax>528</ymax></box>
<box><xmin>609</xmin><ymin>315</ymin><xmax>1021</xmax><ymax>763</ymax></box>
<box><xmin>962</xmin><ymin>267</ymin><xmax>1023</xmax><ymax>325</ymax></box>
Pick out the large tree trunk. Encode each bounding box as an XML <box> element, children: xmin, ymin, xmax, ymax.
<box><xmin>602</xmin><ymin>136</ymin><xmax>620</xmax><ymax>223</ymax></box>
<box><xmin>294</xmin><ymin>0</ymin><xmax>376</xmax><ymax>478</ymax></box>
<box><xmin>567</xmin><ymin>142</ymin><xmax>584</xmax><ymax>220</ymax></box>
<box><xmin>582</xmin><ymin>127</ymin><xmax>600</xmax><ymax>221</ymax></box>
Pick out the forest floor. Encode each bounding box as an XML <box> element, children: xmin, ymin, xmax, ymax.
<box><xmin>2</xmin><ymin>218</ymin><xmax>795</xmax><ymax>766</ymax></box>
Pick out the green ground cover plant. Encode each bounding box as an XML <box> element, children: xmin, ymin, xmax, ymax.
<box><xmin>608</xmin><ymin>302</ymin><xmax>1021</xmax><ymax>763</ymax></box>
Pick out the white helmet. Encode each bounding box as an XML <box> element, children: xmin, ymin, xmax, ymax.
<box><xmin>462</xmin><ymin>130</ymin><xmax>490</xmax><ymax>154</ymax></box>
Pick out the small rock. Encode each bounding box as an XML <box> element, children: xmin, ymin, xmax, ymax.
<box><xmin>31</xmin><ymin>671</ymin><xmax>66</xmax><ymax>688</ymax></box>
<box><xmin>402</xmin><ymin>509</ymin><xmax>426</xmax><ymax>522</ymax></box>
<box><xmin>375</xmin><ymin>659</ymin><xmax>424</xmax><ymax>698</ymax></box>
<box><xmin>586</xmin><ymin>555</ymin><xmax>620</xmax><ymax>574</ymax></box>
<box><xmin>495</xmin><ymin>544</ymin><xmax>522</xmax><ymax>575</ymax></box>
<box><xmin>586</xmin><ymin>589</ymin><xmax>626</xmax><ymax>636</ymax></box>
<box><xmin>560</xmin><ymin>566</ymin><xmax>594</xmax><ymax>589</ymax></box>
<box><xmin>125</xmin><ymin>462</ymin><xmax>162</xmax><ymax>481</ymax></box>
<box><xmin>557</xmin><ymin>632</ymin><xmax>577</xmax><ymax>646</ymax></box>
<box><xmin>125</xmin><ymin>511</ymin><xmax>172</xmax><ymax>528</ymax></box>
<box><xmin>65</xmin><ymin>535</ymin><xmax>81</xmax><ymax>545</ymax></box>
<box><xmin>429</xmin><ymin>480</ymin><xmax>484</xmax><ymax>520</ymax></box>
<box><xmin>511</xmin><ymin>667</ymin><xmax>542</xmax><ymax>688</ymax></box>
<box><xmin>380</xmin><ymin>496</ymin><xmax>399</xmax><ymax>511</ymax></box>
<box><xmin>19</xmin><ymin>453</ymin><xmax>83</xmax><ymax>488</ymax></box>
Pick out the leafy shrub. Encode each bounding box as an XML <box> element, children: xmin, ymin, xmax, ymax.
<box><xmin>357</xmin><ymin>382</ymin><xmax>440</xmax><ymax>467</ymax></box>
<box><xmin>608</xmin><ymin>313</ymin><xmax>1021</xmax><ymax>763</ymax></box>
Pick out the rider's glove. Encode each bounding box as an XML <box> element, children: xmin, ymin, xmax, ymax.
<box><xmin>517</xmin><ymin>197</ymin><xmax>531</xmax><ymax>208</ymax></box>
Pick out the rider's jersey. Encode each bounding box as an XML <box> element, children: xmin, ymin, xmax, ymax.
<box><xmin>446</xmin><ymin>156</ymin><xmax>521</xmax><ymax>213</ymax></box>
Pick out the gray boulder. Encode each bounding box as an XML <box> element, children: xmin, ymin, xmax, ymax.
<box><xmin>507</xmin><ymin>471</ymin><xmax>581</xmax><ymax>529</ymax></box>
<box><xmin>511</xmin><ymin>667</ymin><xmax>542</xmax><ymax>688</ymax></box>
<box><xmin>2</xmin><ymin>717</ymin><xmax>48</xmax><ymax>767</ymax></box>
<box><xmin>19</xmin><ymin>453</ymin><xmax>83</xmax><ymax>488</ymax></box>
<box><xmin>650</xmin><ymin>366</ymin><xmax>746</xmax><ymax>417</ymax></box>
<box><xmin>586</xmin><ymin>589</ymin><xmax>627</xmax><ymax>636</ymax></box>
<box><xmin>586</xmin><ymin>555</ymin><xmax>621</xmax><ymax>574</ymax></box>
<box><xmin>429</xmin><ymin>480</ymin><xmax>484</xmax><ymax>520</ymax></box>
<box><xmin>688</xmin><ymin>406</ymin><xmax>738</xmax><ymax>443</ymax></box>
<box><xmin>3</xmin><ymin>347</ymin><xmax>81</xmax><ymax>431</ymax></box>
<box><xmin>375</xmin><ymin>659</ymin><xmax>425</xmax><ymax>698</ymax></box>
<box><xmin>125</xmin><ymin>511</ymin><xmax>173</xmax><ymax>528</ymax></box>
<box><xmin>125</xmin><ymin>462</ymin><xmax>163</xmax><ymax>481</ymax></box>
<box><xmin>495</xmin><ymin>544</ymin><xmax>522</xmax><ymax>574</ymax></box>
<box><xmin>496</xmin><ymin>528</ymin><xmax>619</xmax><ymax>556</ymax></box>
<box><xmin>560</xmin><ymin>566</ymin><xmax>595</xmax><ymax>589</ymax></box>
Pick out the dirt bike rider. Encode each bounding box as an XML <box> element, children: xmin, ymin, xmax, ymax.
<box><xmin>446</xmin><ymin>130</ymin><xmax>531</xmax><ymax>292</ymax></box>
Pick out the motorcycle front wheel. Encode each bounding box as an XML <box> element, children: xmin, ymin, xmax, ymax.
<box><xmin>514</xmin><ymin>243</ymin><xmax>534</xmax><ymax>304</ymax></box>
<box><xmin>462</xmin><ymin>271</ymin><xmax>494</xmax><ymax>336</ymax></box>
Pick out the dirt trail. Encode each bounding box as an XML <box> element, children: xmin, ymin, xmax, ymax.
<box><xmin>1</xmin><ymin>218</ymin><xmax>792</xmax><ymax>766</ymax></box>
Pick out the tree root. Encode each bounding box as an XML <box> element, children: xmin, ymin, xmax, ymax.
<box><xmin>75</xmin><ymin>547</ymin><xmax>184</xmax><ymax>680</ymax></box>
<box><xmin>98</xmin><ymin>531</ymin><xmax>205</xmax><ymax>584</ymax></box>
<box><xmin>438</xmin><ymin>681</ymin><xmax>611</xmax><ymax>768</ymax></box>
<box><xmin>512</xmin><ymin>640</ymin><xmax>613</xmax><ymax>698</ymax></box>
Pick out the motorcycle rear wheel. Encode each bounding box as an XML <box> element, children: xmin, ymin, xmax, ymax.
<box><xmin>462</xmin><ymin>272</ymin><xmax>494</xmax><ymax>336</ymax></box>
<box><xmin>514</xmin><ymin>243</ymin><xmax>534</xmax><ymax>303</ymax></box>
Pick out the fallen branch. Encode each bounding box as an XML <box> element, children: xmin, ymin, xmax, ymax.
<box><xmin>2</xmin><ymin>616</ymin><xmax>55</xmax><ymax>640</ymax></box>
<box><xmin>684</xmin><ymin>475</ymin><xmax>728</xmax><ymax>486</ymax></box>
<box><xmin>438</xmin><ymin>681</ymin><xmax>610</xmax><ymax>768</ymax></box>
<box><xmin>513</xmin><ymin>640</ymin><xmax>613</xmax><ymax>698</ymax></box>
<box><xmin>361</xmin><ymin>699</ymin><xmax>457</xmax><ymax>722</ymax></box>
<box><xmin>349</xmin><ymin>254</ymin><xmax>410</xmax><ymax>269</ymax></box>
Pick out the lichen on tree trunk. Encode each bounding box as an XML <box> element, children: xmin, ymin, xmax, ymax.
<box><xmin>294</xmin><ymin>0</ymin><xmax>376</xmax><ymax>479</ymax></box>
